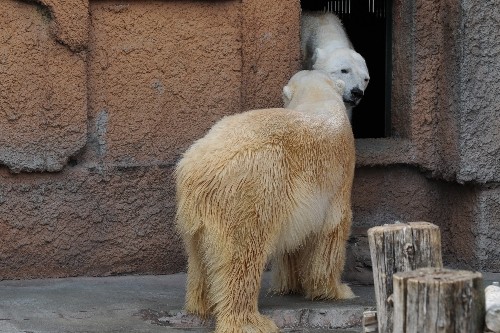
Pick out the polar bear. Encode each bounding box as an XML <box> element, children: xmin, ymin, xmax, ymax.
<box><xmin>301</xmin><ymin>11</ymin><xmax>370</xmax><ymax>120</ymax></box>
<box><xmin>176</xmin><ymin>70</ymin><xmax>355</xmax><ymax>333</ymax></box>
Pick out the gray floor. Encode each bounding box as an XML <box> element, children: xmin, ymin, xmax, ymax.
<box><xmin>2</xmin><ymin>271</ymin><xmax>498</xmax><ymax>333</ymax></box>
<box><xmin>0</xmin><ymin>272</ymin><xmax>373</xmax><ymax>333</ymax></box>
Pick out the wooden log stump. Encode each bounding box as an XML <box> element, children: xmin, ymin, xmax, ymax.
<box><xmin>485</xmin><ymin>282</ymin><xmax>500</xmax><ymax>332</ymax></box>
<box><xmin>393</xmin><ymin>268</ymin><xmax>484</xmax><ymax>333</ymax></box>
<box><xmin>368</xmin><ymin>222</ymin><xmax>443</xmax><ymax>333</ymax></box>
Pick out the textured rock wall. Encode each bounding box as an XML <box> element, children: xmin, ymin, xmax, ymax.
<box><xmin>0</xmin><ymin>0</ymin><xmax>87</xmax><ymax>172</ymax></box>
<box><xmin>0</xmin><ymin>166</ymin><xmax>183</xmax><ymax>279</ymax></box>
<box><xmin>353</xmin><ymin>0</ymin><xmax>500</xmax><ymax>277</ymax></box>
<box><xmin>346</xmin><ymin>166</ymin><xmax>480</xmax><ymax>284</ymax></box>
<box><xmin>0</xmin><ymin>0</ymin><xmax>498</xmax><ymax>280</ymax></box>
<box><xmin>390</xmin><ymin>0</ymin><xmax>500</xmax><ymax>184</ymax></box>
<box><xmin>85</xmin><ymin>1</ymin><xmax>243</xmax><ymax>167</ymax></box>
<box><xmin>241</xmin><ymin>0</ymin><xmax>301</xmax><ymax>109</ymax></box>
<box><xmin>0</xmin><ymin>0</ymin><xmax>300</xmax><ymax>279</ymax></box>
<box><xmin>457</xmin><ymin>0</ymin><xmax>500</xmax><ymax>183</ymax></box>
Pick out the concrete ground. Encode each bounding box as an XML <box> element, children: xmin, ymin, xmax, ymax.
<box><xmin>2</xmin><ymin>271</ymin><xmax>498</xmax><ymax>333</ymax></box>
<box><xmin>0</xmin><ymin>272</ymin><xmax>374</xmax><ymax>333</ymax></box>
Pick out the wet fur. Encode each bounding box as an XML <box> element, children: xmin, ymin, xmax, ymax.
<box><xmin>176</xmin><ymin>71</ymin><xmax>355</xmax><ymax>333</ymax></box>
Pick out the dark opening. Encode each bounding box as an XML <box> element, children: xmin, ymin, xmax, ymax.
<box><xmin>301</xmin><ymin>0</ymin><xmax>392</xmax><ymax>138</ymax></box>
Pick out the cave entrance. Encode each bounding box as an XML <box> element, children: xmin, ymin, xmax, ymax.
<box><xmin>301</xmin><ymin>0</ymin><xmax>392</xmax><ymax>138</ymax></box>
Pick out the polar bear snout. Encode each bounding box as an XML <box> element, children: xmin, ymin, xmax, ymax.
<box><xmin>351</xmin><ymin>87</ymin><xmax>364</xmax><ymax>100</ymax></box>
<box><xmin>345</xmin><ymin>86</ymin><xmax>364</xmax><ymax>106</ymax></box>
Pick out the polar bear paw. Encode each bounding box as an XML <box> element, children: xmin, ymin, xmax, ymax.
<box><xmin>305</xmin><ymin>282</ymin><xmax>356</xmax><ymax>300</ymax></box>
<box><xmin>215</xmin><ymin>313</ymin><xmax>279</xmax><ymax>333</ymax></box>
<box><xmin>336</xmin><ymin>283</ymin><xmax>356</xmax><ymax>299</ymax></box>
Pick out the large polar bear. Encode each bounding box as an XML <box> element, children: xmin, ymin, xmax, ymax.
<box><xmin>175</xmin><ymin>70</ymin><xmax>355</xmax><ymax>333</ymax></box>
<box><xmin>301</xmin><ymin>11</ymin><xmax>370</xmax><ymax>120</ymax></box>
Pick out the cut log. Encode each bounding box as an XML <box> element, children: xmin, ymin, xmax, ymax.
<box><xmin>393</xmin><ymin>267</ymin><xmax>484</xmax><ymax>333</ymax></box>
<box><xmin>485</xmin><ymin>282</ymin><xmax>500</xmax><ymax>332</ymax></box>
<box><xmin>368</xmin><ymin>221</ymin><xmax>443</xmax><ymax>333</ymax></box>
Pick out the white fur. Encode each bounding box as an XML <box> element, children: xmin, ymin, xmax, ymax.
<box><xmin>301</xmin><ymin>11</ymin><xmax>370</xmax><ymax>120</ymax></box>
<box><xmin>176</xmin><ymin>71</ymin><xmax>355</xmax><ymax>333</ymax></box>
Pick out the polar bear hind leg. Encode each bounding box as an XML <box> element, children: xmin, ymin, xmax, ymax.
<box><xmin>184</xmin><ymin>232</ymin><xmax>211</xmax><ymax>317</ymax></box>
<box><xmin>201</xmin><ymin>226</ymin><xmax>279</xmax><ymax>333</ymax></box>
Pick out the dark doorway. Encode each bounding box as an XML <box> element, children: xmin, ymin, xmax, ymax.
<box><xmin>301</xmin><ymin>0</ymin><xmax>392</xmax><ymax>138</ymax></box>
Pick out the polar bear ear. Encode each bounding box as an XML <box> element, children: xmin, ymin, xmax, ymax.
<box><xmin>282</xmin><ymin>85</ymin><xmax>293</xmax><ymax>106</ymax></box>
<box><xmin>335</xmin><ymin>79</ymin><xmax>346</xmax><ymax>93</ymax></box>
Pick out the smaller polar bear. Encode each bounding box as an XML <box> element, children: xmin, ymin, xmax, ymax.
<box><xmin>176</xmin><ymin>70</ymin><xmax>355</xmax><ymax>333</ymax></box>
<box><xmin>301</xmin><ymin>11</ymin><xmax>370</xmax><ymax>120</ymax></box>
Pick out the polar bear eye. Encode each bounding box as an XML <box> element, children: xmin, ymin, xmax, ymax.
<box><xmin>341</xmin><ymin>69</ymin><xmax>350</xmax><ymax>74</ymax></box>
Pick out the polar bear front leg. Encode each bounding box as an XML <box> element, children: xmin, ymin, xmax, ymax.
<box><xmin>271</xmin><ymin>251</ymin><xmax>303</xmax><ymax>295</ymax></box>
<box><xmin>299</xmin><ymin>213</ymin><xmax>355</xmax><ymax>300</ymax></box>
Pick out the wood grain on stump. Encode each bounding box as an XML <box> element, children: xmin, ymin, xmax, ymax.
<box><xmin>368</xmin><ymin>222</ymin><xmax>443</xmax><ymax>333</ymax></box>
<box><xmin>393</xmin><ymin>268</ymin><xmax>484</xmax><ymax>333</ymax></box>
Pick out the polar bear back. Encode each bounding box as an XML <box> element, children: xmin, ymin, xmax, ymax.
<box><xmin>301</xmin><ymin>11</ymin><xmax>353</xmax><ymax>59</ymax></box>
<box><xmin>177</xmin><ymin>108</ymin><xmax>351</xmax><ymax>186</ymax></box>
<box><xmin>175</xmin><ymin>108</ymin><xmax>354</xmax><ymax>242</ymax></box>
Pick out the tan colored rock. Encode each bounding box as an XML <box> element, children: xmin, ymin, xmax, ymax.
<box><xmin>86</xmin><ymin>1</ymin><xmax>243</xmax><ymax>166</ymax></box>
<box><xmin>0</xmin><ymin>0</ymin><xmax>87</xmax><ymax>172</ymax></box>
<box><xmin>0</xmin><ymin>0</ymin><xmax>301</xmax><ymax>279</ymax></box>
<box><xmin>241</xmin><ymin>0</ymin><xmax>301</xmax><ymax>110</ymax></box>
<box><xmin>34</xmin><ymin>0</ymin><xmax>90</xmax><ymax>51</ymax></box>
<box><xmin>0</xmin><ymin>166</ymin><xmax>185</xmax><ymax>279</ymax></box>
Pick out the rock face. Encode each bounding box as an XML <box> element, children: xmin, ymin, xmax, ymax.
<box><xmin>0</xmin><ymin>0</ymin><xmax>87</xmax><ymax>173</ymax></box>
<box><xmin>0</xmin><ymin>0</ymin><xmax>499</xmax><ymax>280</ymax></box>
<box><xmin>0</xmin><ymin>0</ymin><xmax>300</xmax><ymax>279</ymax></box>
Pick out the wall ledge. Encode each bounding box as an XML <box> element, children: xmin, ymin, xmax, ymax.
<box><xmin>355</xmin><ymin>138</ymin><xmax>418</xmax><ymax>167</ymax></box>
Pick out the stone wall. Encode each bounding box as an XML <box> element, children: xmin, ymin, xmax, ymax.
<box><xmin>0</xmin><ymin>0</ymin><xmax>498</xmax><ymax>281</ymax></box>
<box><xmin>0</xmin><ymin>0</ymin><xmax>300</xmax><ymax>279</ymax></box>
<box><xmin>350</xmin><ymin>0</ymin><xmax>500</xmax><ymax>281</ymax></box>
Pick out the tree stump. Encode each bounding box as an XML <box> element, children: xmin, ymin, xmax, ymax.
<box><xmin>485</xmin><ymin>282</ymin><xmax>500</xmax><ymax>332</ymax></box>
<box><xmin>368</xmin><ymin>221</ymin><xmax>443</xmax><ymax>333</ymax></box>
<box><xmin>393</xmin><ymin>268</ymin><xmax>484</xmax><ymax>333</ymax></box>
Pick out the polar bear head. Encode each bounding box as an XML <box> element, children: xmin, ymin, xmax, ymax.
<box><xmin>282</xmin><ymin>70</ymin><xmax>345</xmax><ymax>112</ymax></box>
<box><xmin>312</xmin><ymin>47</ymin><xmax>370</xmax><ymax>110</ymax></box>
